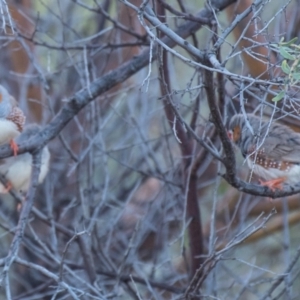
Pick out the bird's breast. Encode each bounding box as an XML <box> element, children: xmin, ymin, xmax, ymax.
<box><xmin>0</xmin><ymin>119</ymin><xmax>20</xmax><ymax>145</ymax></box>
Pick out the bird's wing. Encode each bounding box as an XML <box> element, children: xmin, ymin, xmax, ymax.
<box><xmin>253</xmin><ymin>133</ymin><xmax>300</xmax><ymax>164</ymax></box>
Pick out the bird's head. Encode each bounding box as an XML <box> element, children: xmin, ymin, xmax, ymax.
<box><xmin>228</xmin><ymin>114</ymin><xmax>244</xmax><ymax>147</ymax></box>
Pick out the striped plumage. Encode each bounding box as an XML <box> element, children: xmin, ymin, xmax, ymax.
<box><xmin>0</xmin><ymin>85</ymin><xmax>25</xmax><ymax>156</ymax></box>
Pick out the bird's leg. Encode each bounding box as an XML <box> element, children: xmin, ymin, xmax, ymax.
<box><xmin>9</xmin><ymin>139</ymin><xmax>18</xmax><ymax>156</ymax></box>
<box><xmin>17</xmin><ymin>200</ymin><xmax>24</xmax><ymax>212</ymax></box>
<box><xmin>259</xmin><ymin>177</ymin><xmax>286</xmax><ymax>191</ymax></box>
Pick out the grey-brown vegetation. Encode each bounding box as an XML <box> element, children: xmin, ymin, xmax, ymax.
<box><xmin>0</xmin><ymin>0</ymin><xmax>299</xmax><ymax>299</ymax></box>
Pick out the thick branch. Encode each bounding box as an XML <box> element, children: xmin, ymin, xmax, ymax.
<box><xmin>0</xmin><ymin>0</ymin><xmax>237</xmax><ymax>159</ymax></box>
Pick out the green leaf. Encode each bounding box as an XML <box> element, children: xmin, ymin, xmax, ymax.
<box><xmin>292</xmin><ymin>72</ymin><xmax>300</xmax><ymax>80</ymax></box>
<box><xmin>281</xmin><ymin>60</ymin><xmax>290</xmax><ymax>74</ymax></box>
<box><xmin>272</xmin><ymin>91</ymin><xmax>285</xmax><ymax>102</ymax></box>
<box><xmin>280</xmin><ymin>37</ymin><xmax>298</xmax><ymax>47</ymax></box>
<box><xmin>280</xmin><ymin>47</ymin><xmax>295</xmax><ymax>60</ymax></box>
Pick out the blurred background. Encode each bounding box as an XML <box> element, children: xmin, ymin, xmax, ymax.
<box><xmin>0</xmin><ymin>0</ymin><xmax>299</xmax><ymax>299</ymax></box>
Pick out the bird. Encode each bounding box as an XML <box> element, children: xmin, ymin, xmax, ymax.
<box><xmin>228</xmin><ymin>113</ymin><xmax>300</xmax><ymax>190</ymax></box>
<box><xmin>0</xmin><ymin>85</ymin><xmax>26</xmax><ymax>156</ymax></box>
<box><xmin>0</xmin><ymin>124</ymin><xmax>50</xmax><ymax>194</ymax></box>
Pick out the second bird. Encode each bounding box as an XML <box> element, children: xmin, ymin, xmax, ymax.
<box><xmin>0</xmin><ymin>124</ymin><xmax>50</xmax><ymax>194</ymax></box>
